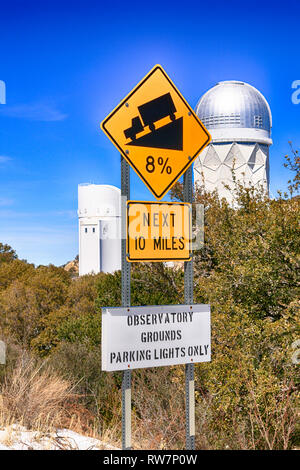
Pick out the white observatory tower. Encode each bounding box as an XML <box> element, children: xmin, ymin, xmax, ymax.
<box><xmin>78</xmin><ymin>184</ymin><xmax>121</xmax><ymax>275</ymax></box>
<box><xmin>194</xmin><ymin>81</ymin><xmax>272</xmax><ymax>202</ymax></box>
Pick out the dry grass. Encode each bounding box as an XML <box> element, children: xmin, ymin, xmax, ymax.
<box><xmin>0</xmin><ymin>352</ymin><xmax>73</xmax><ymax>432</ymax></box>
<box><xmin>131</xmin><ymin>367</ymin><xmax>186</xmax><ymax>450</ymax></box>
<box><xmin>2</xmin><ymin>345</ymin><xmax>296</xmax><ymax>450</ymax></box>
<box><xmin>0</xmin><ymin>349</ymin><xmax>121</xmax><ymax>449</ymax></box>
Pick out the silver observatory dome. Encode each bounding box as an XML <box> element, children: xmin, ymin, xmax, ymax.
<box><xmin>194</xmin><ymin>80</ymin><xmax>273</xmax><ymax>203</ymax></box>
<box><xmin>195</xmin><ymin>81</ymin><xmax>272</xmax><ymax>145</ymax></box>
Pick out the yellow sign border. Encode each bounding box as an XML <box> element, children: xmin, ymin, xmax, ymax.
<box><xmin>126</xmin><ymin>200</ymin><xmax>192</xmax><ymax>262</ymax></box>
<box><xmin>101</xmin><ymin>65</ymin><xmax>211</xmax><ymax>200</ymax></box>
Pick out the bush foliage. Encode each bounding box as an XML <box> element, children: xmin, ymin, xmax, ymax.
<box><xmin>0</xmin><ymin>150</ymin><xmax>299</xmax><ymax>449</ymax></box>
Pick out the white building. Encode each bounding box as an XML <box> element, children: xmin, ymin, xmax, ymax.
<box><xmin>78</xmin><ymin>184</ymin><xmax>121</xmax><ymax>275</ymax></box>
<box><xmin>194</xmin><ymin>81</ymin><xmax>272</xmax><ymax>202</ymax></box>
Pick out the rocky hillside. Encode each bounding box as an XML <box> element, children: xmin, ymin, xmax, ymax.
<box><xmin>63</xmin><ymin>256</ymin><xmax>79</xmax><ymax>275</ymax></box>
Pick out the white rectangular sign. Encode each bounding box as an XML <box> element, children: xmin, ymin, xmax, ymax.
<box><xmin>102</xmin><ymin>304</ymin><xmax>210</xmax><ymax>371</ymax></box>
<box><xmin>0</xmin><ymin>340</ymin><xmax>6</xmax><ymax>365</ymax></box>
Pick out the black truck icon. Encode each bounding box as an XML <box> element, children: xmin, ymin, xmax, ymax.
<box><xmin>124</xmin><ymin>92</ymin><xmax>177</xmax><ymax>141</ymax></box>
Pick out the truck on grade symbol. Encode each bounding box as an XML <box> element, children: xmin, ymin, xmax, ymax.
<box><xmin>124</xmin><ymin>92</ymin><xmax>177</xmax><ymax>141</ymax></box>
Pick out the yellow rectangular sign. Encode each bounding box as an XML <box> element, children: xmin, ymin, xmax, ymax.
<box><xmin>127</xmin><ymin>201</ymin><xmax>191</xmax><ymax>262</ymax></box>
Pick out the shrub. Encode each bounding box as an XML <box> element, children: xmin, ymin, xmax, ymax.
<box><xmin>0</xmin><ymin>349</ymin><xmax>73</xmax><ymax>431</ymax></box>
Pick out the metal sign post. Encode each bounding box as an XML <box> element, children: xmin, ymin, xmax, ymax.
<box><xmin>183</xmin><ymin>165</ymin><xmax>195</xmax><ymax>450</ymax></box>
<box><xmin>121</xmin><ymin>155</ymin><xmax>131</xmax><ymax>450</ymax></box>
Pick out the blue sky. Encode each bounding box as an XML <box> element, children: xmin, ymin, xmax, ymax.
<box><xmin>0</xmin><ymin>0</ymin><xmax>299</xmax><ymax>266</ymax></box>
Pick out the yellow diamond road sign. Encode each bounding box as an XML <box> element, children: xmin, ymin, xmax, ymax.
<box><xmin>101</xmin><ymin>65</ymin><xmax>211</xmax><ymax>200</ymax></box>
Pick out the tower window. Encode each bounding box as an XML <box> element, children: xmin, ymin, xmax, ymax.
<box><xmin>201</xmin><ymin>113</ymin><xmax>241</xmax><ymax>127</ymax></box>
<box><xmin>254</xmin><ymin>115</ymin><xmax>263</xmax><ymax>128</ymax></box>
<box><xmin>93</xmin><ymin>227</ymin><xmax>95</xmax><ymax>233</ymax></box>
<box><xmin>85</xmin><ymin>228</ymin><xmax>88</xmax><ymax>233</ymax></box>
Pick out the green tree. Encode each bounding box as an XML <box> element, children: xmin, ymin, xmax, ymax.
<box><xmin>0</xmin><ymin>264</ymin><xmax>71</xmax><ymax>350</ymax></box>
<box><xmin>0</xmin><ymin>243</ymin><xmax>17</xmax><ymax>264</ymax></box>
<box><xmin>284</xmin><ymin>143</ymin><xmax>300</xmax><ymax>195</ymax></box>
